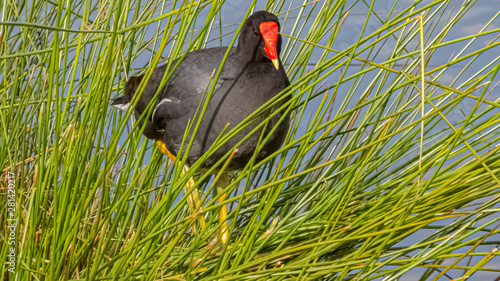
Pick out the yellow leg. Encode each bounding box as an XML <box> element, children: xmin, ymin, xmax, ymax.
<box><xmin>216</xmin><ymin>173</ymin><xmax>229</xmax><ymax>245</ymax></box>
<box><xmin>155</xmin><ymin>139</ymin><xmax>176</xmax><ymax>160</ymax></box>
<box><xmin>182</xmin><ymin>166</ymin><xmax>206</xmax><ymax>229</ymax></box>
<box><xmin>156</xmin><ymin>140</ymin><xmax>205</xmax><ymax>229</ymax></box>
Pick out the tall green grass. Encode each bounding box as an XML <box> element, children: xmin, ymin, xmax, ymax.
<box><xmin>1</xmin><ymin>0</ymin><xmax>499</xmax><ymax>280</ymax></box>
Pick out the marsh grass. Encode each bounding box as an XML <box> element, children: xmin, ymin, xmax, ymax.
<box><xmin>1</xmin><ymin>0</ymin><xmax>500</xmax><ymax>280</ymax></box>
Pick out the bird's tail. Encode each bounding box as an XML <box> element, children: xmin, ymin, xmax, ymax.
<box><xmin>110</xmin><ymin>75</ymin><xmax>144</xmax><ymax>111</ymax></box>
<box><xmin>110</xmin><ymin>96</ymin><xmax>129</xmax><ymax>111</ymax></box>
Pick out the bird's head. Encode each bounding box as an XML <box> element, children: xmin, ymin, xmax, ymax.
<box><xmin>239</xmin><ymin>11</ymin><xmax>282</xmax><ymax>70</ymax></box>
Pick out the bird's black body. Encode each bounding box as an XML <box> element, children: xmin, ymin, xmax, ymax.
<box><xmin>112</xmin><ymin>11</ymin><xmax>290</xmax><ymax>170</ymax></box>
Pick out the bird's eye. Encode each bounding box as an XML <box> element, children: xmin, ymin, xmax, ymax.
<box><xmin>253</xmin><ymin>28</ymin><xmax>259</xmax><ymax>37</ymax></box>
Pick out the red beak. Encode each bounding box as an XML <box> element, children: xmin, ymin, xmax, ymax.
<box><xmin>259</xmin><ymin>21</ymin><xmax>280</xmax><ymax>70</ymax></box>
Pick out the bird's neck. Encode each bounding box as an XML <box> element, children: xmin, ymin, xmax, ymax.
<box><xmin>235</xmin><ymin>41</ymin><xmax>268</xmax><ymax>64</ymax></box>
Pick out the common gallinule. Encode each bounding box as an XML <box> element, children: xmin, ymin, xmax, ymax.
<box><xmin>112</xmin><ymin>11</ymin><xmax>290</xmax><ymax>243</ymax></box>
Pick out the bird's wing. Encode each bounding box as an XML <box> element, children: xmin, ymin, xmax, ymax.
<box><xmin>149</xmin><ymin>47</ymin><xmax>237</xmax><ymax>161</ymax></box>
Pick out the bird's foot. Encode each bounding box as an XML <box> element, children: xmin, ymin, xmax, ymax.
<box><xmin>155</xmin><ymin>139</ymin><xmax>176</xmax><ymax>161</ymax></box>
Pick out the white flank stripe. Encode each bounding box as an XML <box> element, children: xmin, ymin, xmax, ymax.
<box><xmin>152</xmin><ymin>98</ymin><xmax>172</xmax><ymax>121</ymax></box>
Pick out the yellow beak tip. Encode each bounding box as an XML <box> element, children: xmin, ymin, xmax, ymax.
<box><xmin>272</xmin><ymin>59</ymin><xmax>280</xmax><ymax>70</ymax></box>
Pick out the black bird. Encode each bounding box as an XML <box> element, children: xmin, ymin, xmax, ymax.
<box><xmin>111</xmin><ymin>11</ymin><xmax>290</xmax><ymax>243</ymax></box>
<box><xmin>112</xmin><ymin>11</ymin><xmax>290</xmax><ymax>169</ymax></box>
